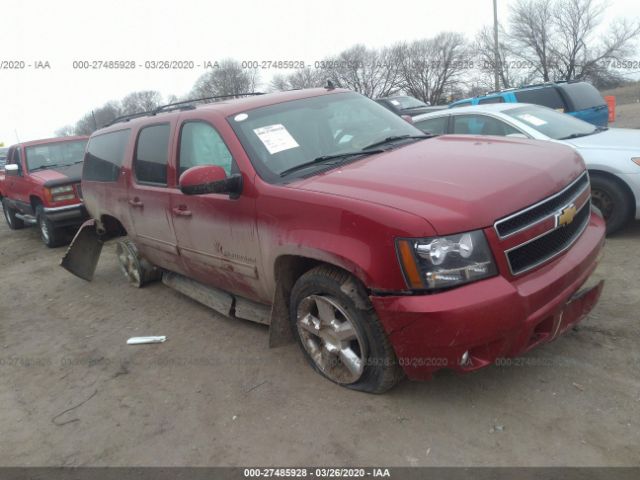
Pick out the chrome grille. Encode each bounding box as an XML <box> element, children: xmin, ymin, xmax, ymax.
<box><xmin>506</xmin><ymin>202</ymin><xmax>591</xmax><ymax>275</ymax></box>
<box><xmin>495</xmin><ymin>173</ymin><xmax>590</xmax><ymax>238</ymax></box>
<box><xmin>494</xmin><ymin>172</ymin><xmax>592</xmax><ymax>276</ymax></box>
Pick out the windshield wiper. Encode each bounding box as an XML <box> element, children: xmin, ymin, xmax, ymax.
<box><xmin>362</xmin><ymin>134</ymin><xmax>431</xmax><ymax>151</ymax></box>
<box><xmin>29</xmin><ymin>163</ymin><xmax>63</xmax><ymax>172</ymax></box>
<box><xmin>279</xmin><ymin>149</ymin><xmax>385</xmax><ymax>177</ymax></box>
<box><xmin>559</xmin><ymin>126</ymin><xmax>609</xmax><ymax>140</ymax></box>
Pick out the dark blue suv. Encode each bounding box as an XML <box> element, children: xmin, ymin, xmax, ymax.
<box><xmin>449</xmin><ymin>81</ymin><xmax>608</xmax><ymax>127</ymax></box>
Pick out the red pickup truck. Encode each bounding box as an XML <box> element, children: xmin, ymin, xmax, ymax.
<box><xmin>62</xmin><ymin>88</ymin><xmax>606</xmax><ymax>392</ymax></box>
<box><xmin>1</xmin><ymin>136</ymin><xmax>89</xmax><ymax>247</ymax></box>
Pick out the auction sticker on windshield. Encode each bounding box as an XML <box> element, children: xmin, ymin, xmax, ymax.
<box><xmin>517</xmin><ymin>114</ymin><xmax>547</xmax><ymax>126</ymax></box>
<box><xmin>253</xmin><ymin>124</ymin><xmax>299</xmax><ymax>154</ymax></box>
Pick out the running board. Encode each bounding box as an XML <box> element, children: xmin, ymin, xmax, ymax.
<box><xmin>15</xmin><ymin>213</ymin><xmax>37</xmax><ymax>225</ymax></box>
<box><xmin>161</xmin><ymin>272</ymin><xmax>271</xmax><ymax>325</ymax></box>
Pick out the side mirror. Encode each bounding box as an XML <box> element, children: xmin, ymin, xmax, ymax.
<box><xmin>5</xmin><ymin>164</ymin><xmax>19</xmax><ymax>176</ymax></box>
<box><xmin>401</xmin><ymin>115</ymin><xmax>414</xmax><ymax>124</ymax></box>
<box><xmin>179</xmin><ymin>165</ymin><xmax>243</xmax><ymax>198</ymax></box>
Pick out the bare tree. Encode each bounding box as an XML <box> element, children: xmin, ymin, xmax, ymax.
<box><xmin>54</xmin><ymin>125</ymin><xmax>76</xmax><ymax>137</ymax></box>
<box><xmin>508</xmin><ymin>0</ymin><xmax>640</xmax><ymax>84</ymax></box>
<box><xmin>553</xmin><ymin>1</ymin><xmax>640</xmax><ymax>84</ymax></box>
<box><xmin>121</xmin><ymin>90</ymin><xmax>163</xmax><ymax>114</ymax></box>
<box><xmin>509</xmin><ymin>0</ymin><xmax>555</xmax><ymax>81</ymax></box>
<box><xmin>190</xmin><ymin>59</ymin><xmax>260</xmax><ymax>98</ymax></box>
<box><xmin>322</xmin><ymin>44</ymin><xmax>401</xmax><ymax>98</ymax></box>
<box><xmin>74</xmin><ymin>102</ymin><xmax>122</xmax><ymax>135</ymax></box>
<box><xmin>397</xmin><ymin>32</ymin><xmax>470</xmax><ymax>104</ymax></box>
<box><xmin>270</xmin><ymin>68</ymin><xmax>325</xmax><ymax>91</ymax></box>
<box><xmin>475</xmin><ymin>26</ymin><xmax>537</xmax><ymax>90</ymax></box>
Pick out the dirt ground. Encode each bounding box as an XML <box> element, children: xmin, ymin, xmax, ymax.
<box><xmin>0</xmin><ymin>218</ymin><xmax>639</xmax><ymax>467</ymax></box>
<box><xmin>611</xmin><ymin>103</ymin><xmax>640</xmax><ymax>129</ymax></box>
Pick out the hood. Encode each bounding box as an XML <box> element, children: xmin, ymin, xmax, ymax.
<box><xmin>290</xmin><ymin>135</ymin><xmax>585</xmax><ymax>235</ymax></box>
<box><xmin>563</xmin><ymin>128</ymin><xmax>640</xmax><ymax>152</ymax></box>
<box><xmin>29</xmin><ymin>162</ymin><xmax>83</xmax><ymax>187</ymax></box>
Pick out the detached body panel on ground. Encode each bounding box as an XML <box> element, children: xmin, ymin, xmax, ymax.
<box><xmin>65</xmin><ymin>89</ymin><xmax>605</xmax><ymax>392</ymax></box>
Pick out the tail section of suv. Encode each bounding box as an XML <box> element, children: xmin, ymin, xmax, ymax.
<box><xmin>450</xmin><ymin>81</ymin><xmax>608</xmax><ymax>127</ymax></box>
<box><xmin>61</xmin><ymin>88</ymin><xmax>605</xmax><ymax>392</ymax></box>
<box><xmin>1</xmin><ymin>136</ymin><xmax>89</xmax><ymax>247</ymax></box>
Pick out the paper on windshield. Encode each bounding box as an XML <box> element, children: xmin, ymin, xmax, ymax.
<box><xmin>390</xmin><ymin>100</ymin><xmax>401</xmax><ymax>106</ymax></box>
<box><xmin>253</xmin><ymin>124</ymin><xmax>299</xmax><ymax>154</ymax></box>
<box><xmin>517</xmin><ymin>113</ymin><xmax>547</xmax><ymax>126</ymax></box>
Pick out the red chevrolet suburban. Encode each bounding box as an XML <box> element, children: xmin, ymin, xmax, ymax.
<box><xmin>62</xmin><ymin>88</ymin><xmax>606</xmax><ymax>393</ymax></box>
<box><xmin>1</xmin><ymin>136</ymin><xmax>89</xmax><ymax>247</ymax></box>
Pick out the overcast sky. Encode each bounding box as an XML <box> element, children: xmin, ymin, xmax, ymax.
<box><xmin>1</xmin><ymin>0</ymin><xmax>638</xmax><ymax>143</ymax></box>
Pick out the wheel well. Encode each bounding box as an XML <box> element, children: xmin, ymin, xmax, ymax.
<box><xmin>589</xmin><ymin>169</ymin><xmax>636</xmax><ymax>216</ymax></box>
<box><xmin>30</xmin><ymin>195</ymin><xmax>42</xmax><ymax>212</ymax></box>
<box><xmin>99</xmin><ymin>215</ymin><xmax>127</xmax><ymax>238</ymax></box>
<box><xmin>268</xmin><ymin>255</ymin><xmax>367</xmax><ymax>347</ymax></box>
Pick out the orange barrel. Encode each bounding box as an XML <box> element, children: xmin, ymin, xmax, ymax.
<box><xmin>605</xmin><ymin>95</ymin><xmax>616</xmax><ymax>123</ymax></box>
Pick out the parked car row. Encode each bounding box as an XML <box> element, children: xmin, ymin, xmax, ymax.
<box><xmin>412</xmin><ymin>103</ymin><xmax>640</xmax><ymax>234</ymax></box>
<box><xmin>449</xmin><ymin>80</ymin><xmax>610</xmax><ymax>128</ymax></box>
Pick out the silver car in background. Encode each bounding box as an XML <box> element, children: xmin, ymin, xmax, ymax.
<box><xmin>413</xmin><ymin>104</ymin><xmax>640</xmax><ymax>234</ymax></box>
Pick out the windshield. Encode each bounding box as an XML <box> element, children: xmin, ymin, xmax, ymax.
<box><xmin>25</xmin><ymin>140</ymin><xmax>88</xmax><ymax>172</ymax></box>
<box><xmin>505</xmin><ymin>105</ymin><xmax>597</xmax><ymax>140</ymax></box>
<box><xmin>389</xmin><ymin>96</ymin><xmax>428</xmax><ymax>110</ymax></box>
<box><xmin>229</xmin><ymin>92</ymin><xmax>425</xmax><ymax>181</ymax></box>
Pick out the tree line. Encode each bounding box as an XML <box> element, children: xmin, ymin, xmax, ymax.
<box><xmin>57</xmin><ymin>0</ymin><xmax>639</xmax><ymax>136</ymax></box>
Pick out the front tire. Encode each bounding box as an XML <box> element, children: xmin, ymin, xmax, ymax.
<box><xmin>590</xmin><ymin>173</ymin><xmax>633</xmax><ymax>235</ymax></box>
<box><xmin>36</xmin><ymin>206</ymin><xmax>65</xmax><ymax>247</ymax></box>
<box><xmin>2</xmin><ymin>199</ymin><xmax>25</xmax><ymax>230</ymax></box>
<box><xmin>290</xmin><ymin>265</ymin><xmax>403</xmax><ymax>393</ymax></box>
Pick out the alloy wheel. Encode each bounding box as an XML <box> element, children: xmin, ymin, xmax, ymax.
<box><xmin>296</xmin><ymin>294</ymin><xmax>366</xmax><ymax>384</ymax></box>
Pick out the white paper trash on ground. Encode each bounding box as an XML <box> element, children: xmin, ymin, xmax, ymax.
<box><xmin>127</xmin><ymin>336</ymin><xmax>167</xmax><ymax>345</ymax></box>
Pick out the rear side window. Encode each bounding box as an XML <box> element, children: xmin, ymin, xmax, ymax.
<box><xmin>414</xmin><ymin>116</ymin><xmax>448</xmax><ymax>134</ymax></box>
<box><xmin>558</xmin><ymin>82</ymin><xmax>606</xmax><ymax>111</ymax></box>
<box><xmin>515</xmin><ymin>87</ymin><xmax>566</xmax><ymax>111</ymax></box>
<box><xmin>452</xmin><ymin>114</ymin><xmax>520</xmax><ymax>136</ymax></box>
<box><xmin>84</xmin><ymin>130</ymin><xmax>130</xmax><ymax>182</ymax></box>
<box><xmin>178</xmin><ymin>122</ymin><xmax>233</xmax><ymax>177</ymax></box>
<box><xmin>478</xmin><ymin>96</ymin><xmax>504</xmax><ymax>104</ymax></box>
<box><xmin>134</xmin><ymin>124</ymin><xmax>171</xmax><ymax>185</ymax></box>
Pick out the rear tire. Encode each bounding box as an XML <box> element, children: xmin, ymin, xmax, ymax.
<box><xmin>590</xmin><ymin>173</ymin><xmax>632</xmax><ymax>235</ymax></box>
<box><xmin>2</xmin><ymin>199</ymin><xmax>25</xmax><ymax>230</ymax></box>
<box><xmin>36</xmin><ymin>206</ymin><xmax>65</xmax><ymax>247</ymax></box>
<box><xmin>116</xmin><ymin>239</ymin><xmax>161</xmax><ymax>288</ymax></box>
<box><xmin>289</xmin><ymin>265</ymin><xmax>403</xmax><ymax>393</ymax></box>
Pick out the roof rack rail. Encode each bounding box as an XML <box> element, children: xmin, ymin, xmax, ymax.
<box><xmin>104</xmin><ymin>92</ymin><xmax>265</xmax><ymax>127</ymax></box>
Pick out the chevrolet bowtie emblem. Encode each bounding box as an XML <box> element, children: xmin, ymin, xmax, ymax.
<box><xmin>557</xmin><ymin>204</ymin><xmax>577</xmax><ymax>227</ymax></box>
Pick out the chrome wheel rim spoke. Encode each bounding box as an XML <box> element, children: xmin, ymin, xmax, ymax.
<box><xmin>297</xmin><ymin>294</ymin><xmax>366</xmax><ymax>384</ymax></box>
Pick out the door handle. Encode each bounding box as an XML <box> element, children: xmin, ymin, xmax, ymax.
<box><xmin>128</xmin><ymin>198</ymin><xmax>144</xmax><ymax>208</ymax></box>
<box><xmin>172</xmin><ymin>206</ymin><xmax>192</xmax><ymax>217</ymax></box>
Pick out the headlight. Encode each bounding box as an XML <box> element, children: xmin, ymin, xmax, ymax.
<box><xmin>47</xmin><ymin>185</ymin><xmax>76</xmax><ymax>202</ymax></box>
<box><xmin>50</xmin><ymin>185</ymin><xmax>74</xmax><ymax>195</ymax></box>
<box><xmin>397</xmin><ymin>230</ymin><xmax>497</xmax><ymax>290</ymax></box>
<box><xmin>632</xmin><ymin>157</ymin><xmax>640</xmax><ymax>166</ymax></box>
